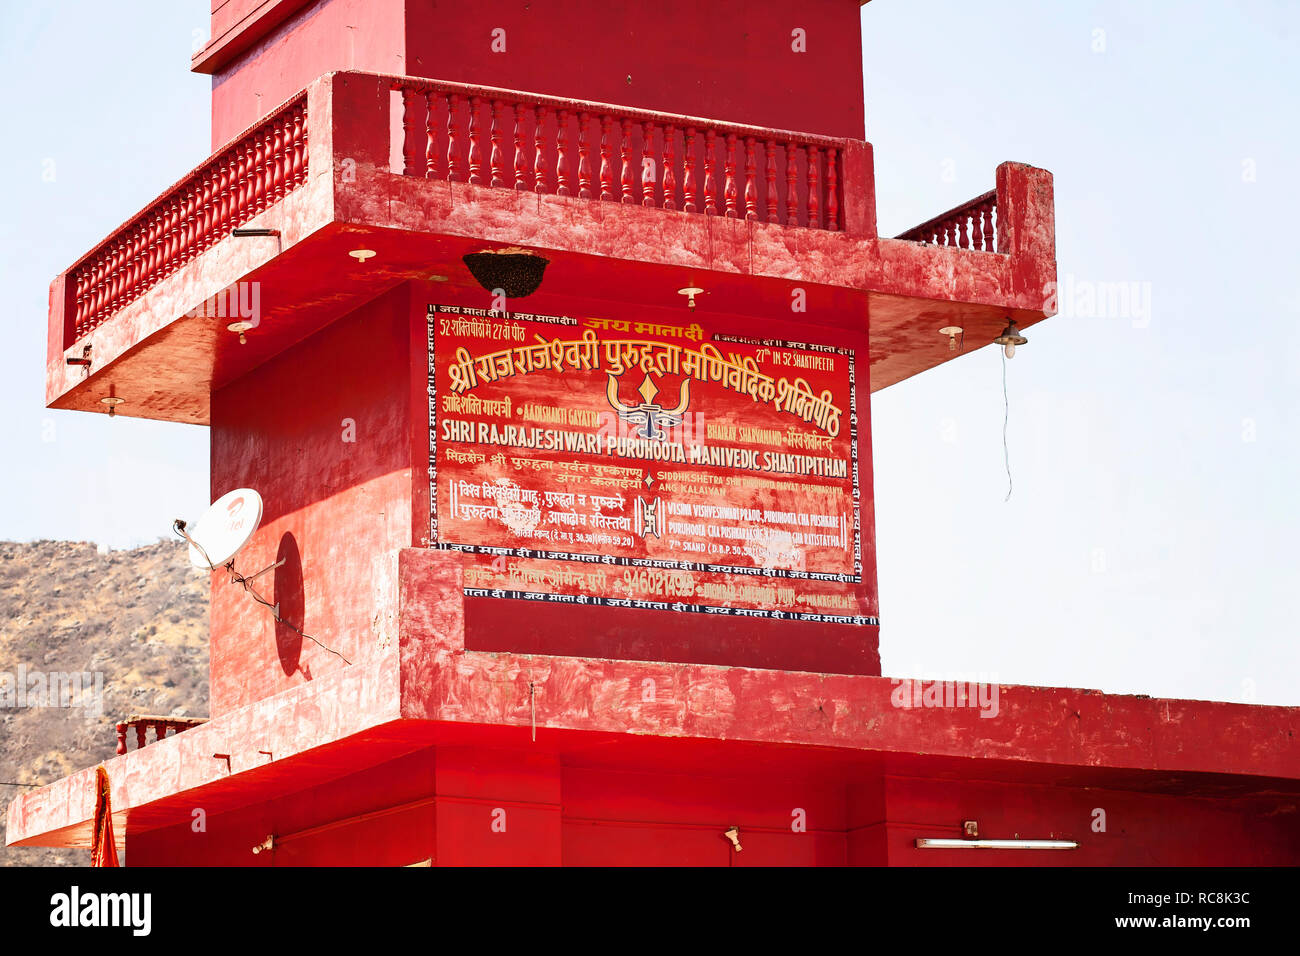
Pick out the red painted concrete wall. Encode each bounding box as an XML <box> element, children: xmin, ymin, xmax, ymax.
<box><xmin>403</xmin><ymin>1</ymin><xmax>865</xmax><ymax>139</ymax></box>
<box><xmin>209</xmin><ymin>0</ymin><xmax>406</xmax><ymax>148</ymax></box>
<box><xmin>124</xmin><ymin>744</ymin><xmax>1300</xmax><ymax>866</ymax></box>
<box><xmin>206</xmin><ymin>0</ymin><xmax>865</xmax><ymax>149</ymax></box>
<box><xmin>208</xmin><ymin>284</ymin><xmax>413</xmax><ymax>715</ymax></box>
<box><xmin>207</xmin><ymin>276</ymin><xmax>879</xmax><ymax>717</ymax></box>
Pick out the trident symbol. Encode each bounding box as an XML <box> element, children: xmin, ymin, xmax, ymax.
<box><xmin>606</xmin><ymin>373</ymin><xmax>690</xmax><ymax>440</ymax></box>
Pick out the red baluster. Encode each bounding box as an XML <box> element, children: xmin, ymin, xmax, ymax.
<box><xmin>253</xmin><ymin>133</ymin><xmax>265</xmax><ymax>213</ymax></box>
<box><xmin>958</xmin><ymin>210</ymin><xmax>970</xmax><ymax>249</ymax></box>
<box><xmin>191</xmin><ymin>187</ymin><xmax>203</xmax><ymax>256</ymax></box>
<box><xmin>683</xmin><ymin>127</ymin><xmax>697</xmax><ymax>213</ymax></box>
<box><xmin>198</xmin><ymin>172</ymin><xmax>211</xmax><ymax>254</ymax></box>
<box><xmin>743</xmin><ymin>136</ymin><xmax>757</xmax><ymax>221</ymax></box>
<box><xmin>96</xmin><ymin>256</ymin><xmax>108</xmax><ymax>321</ymax></box>
<box><xmin>131</xmin><ymin>232</ymin><xmax>143</xmax><ymax>296</ymax></box>
<box><xmin>534</xmin><ymin>105</ymin><xmax>547</xmax><ymax>193</ymax></box>
<box><xmin>262</xmin><ymin>128</ymin><xmax>275</xmax><ymax>206</ymax></box>
<box><xmin>272</xmin><ymin>117</ymin><xmax>285</xmax><ymax>198</ymax></box>
<box><xmin>513</xmin><ymin>102</ymin><xmax>527</xmax><ymax>190</ymax></box>
<box><xmin>202</xmin><ymin>170</ymin><xmax>215</xmax><ymax>245</ymax></box>
<box><xmin>175</xmin><ymin>202</ymin><xmax>188</xmax><ymax>268</ymax></box>
<box><xmin>825</xmin><ymin>146</ymin><xmax>839</xmax><ymax>231</ymax></box>
<box><xmin>134</xmin><ymin>724</ymin><xmax>146</xmax><ymax>750</ymax></box>
<box><xmin>158</xmin><ymin>202</ymin><xmax>170</xmax><ymax>272</ymax></box>
<box><xmin>447</xmin><ymin>94</ymin><xmax>462</xmax><ymax>182</ymax></box>
<box><xmin>117</xmin><ymin>239</ymin><xmax>129</xmax><ymax>303</ymax></box>
<box><xmin>100</xmin><ymin>246</ymin><xmax>113</xmax><ymax>316</ymax></box>
<box><xmin>424</xmin><ymin>92</ymin><xmax>438</xmax><ymax>179</ymax></box>
<box><xmin>108</xmin><ymin>242</ymin><xmax>122</xmax><ymax>311</ymax></box>
<box><xmin>87</xmin><ymin>267</ymin><xmax>98</xmax><ymax>327</ymax></box>
<box><xmin>641</xmin><ymin>121</ymin><xmax>656</xmax><ymax>206</ymax></box>
<box><xmin>72</xmin><ymin>273</ymin><xmax>84</xmax><ymax>335</ymax></box>
<box><xmin>140</xmin><ymin>217</ymin><xmax>154</xmax><ymax>288</ymax></box>
<box><xmin>154</xmin><ymin>721</ymin><xmax>167</xmax><ymax>743</ymax></box>
<box><xmin>122</xmin><ymin>235</ymin><xmax>135</xmax><ymax>301</ymax></box>
<box><xmin>765</xmin><ymin>141</ymin><xmax>779</xmax><ymax>224</ymax></box>
<box><xmin>662</xmin><ymin>124</ymin><xmax>676</xmax><ymax>211</ymax></box>
<box><xmin>81</xmin><ymin>270</ymin><xmax>92</xmax><ymax>332</ymax></box>
<box><xmin>203</xmin><ymin>169</ymin><xmax>217</xmax><ymax>247</ymax></box>
<box><xmin>170</xmin><ymin>197</ymin><xmax>183</xmax><ymax>271</ymax></box>
<box><xmin>80</xmin><ymin>270</ymin><xmax>91</xmax><ymax>332</ymax></box>
<box><xmin>983</xmin><ymin>201</ymin><xmax>996</xmax><ymax>251</ymax></box>
<box><xmin>489</xmin><ymin>98</ymin><xmax>504</xmax><ymax>188</ymax></box>
<box><xmin>139</xmin><ymin>226</ymin><xmax>151</xmax><ymax>290</ymax></box>
<box><xmin>577</xmin><ymin>112</ymin><xmax>593</xmax><ymax>199</ymax></box>
<box><xmin>87</xmin><ymin>259</ymin><xmax>99</xmax><ymax>325</ymax></box>
<box><xmin>184</xmin><ymin>190</ymin><xmax>197</xmax><ymax>262</ymax></box>
<box><xmin>806</xmin><ymin>145</ymin><xmax>820</xmax><ymax>228</ymax></box>
<box><xmin>191</xmin><ymin>182</ymin><xmax>205</xmax><ymax>259</ymax></box>
<box><xmin>291</xmin><ymin>107</ymin><xmax>304</xmax><ymax>186</ymax></box>
<box><xmin>401</xmin><ymin>88</ymin><xmax>420</xmax><ymax>175</ymax></box>
<box><xmin>86</xmin><ymin>258</ymin><xmax>98</xmax><ymax>323</ymax></box>
<box><xmin>116</xmin><ymin>723</ymin><xmax>127</xmax><ymax>756</ymax></box>
<box><xmin>723</xmin><ymin>132</ymin><xmax>738</xmax><ymax>218</ymax></box>
<box><xmin>216</xmin><ymin>159</ymin><xmax>229</xmax><ymax>243</ymax></box>
<box><xmin>557</xmin><ymin>109</ymin><xmax>571</xmax><ymax>196</ymax></box>
<box><xmin>620</xmin><ymin>117</ymin><xmax>634</xmax><ymax>203</ymax></box>
<box><xmin>785</xmin><ymin>143</ymin><xmax>799</xmax><ymax>225</ymax></box>
<box><xmin>703</xmin><ymin>129</ymin><xmax>718</xmax><ymax>215</ymax></box>
<box><xmin>467</xmin><ymin>95</ymin><xmax>483</xmax><ymax>185</ymax></box>
<box><xmin>599</xmin><ymin>115</ymin><xmax>614</xmax><ymax>201</ymax></box>
<box><xmin>237</xmin><ymin>142</ymin><xmax>251</xmax><ymax>224</ymax></box>
<box><xmin>280</xmin><ymin>112</ymin><xmax>293</xmax><ymax>196</ymax></box>
<box><xmin>118</xmin><ymin>238</ymin><xmax>129</xmax><ymax>301</ymax></box>
<box><xmin>105</xmin><ymin>249</ymin><xmax>116</xmax><ymax>315</ymax></box>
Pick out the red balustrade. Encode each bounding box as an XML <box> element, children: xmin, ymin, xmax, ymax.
<box><xmin>114</xmin><ymin>715</ymin><xmax>208</xmax><ymax>755</ymax></box>
<box><xmin>896</xmin><ymin>189</ymin><xmax>1000</xmax><ymax>252</ymax></box>
<box><xmin>63</xmin><ymin>75</ymin><xmax>859</xmax><ymax>350</ymax></box>
<box><xmin>390</xmin><ymin>76</ymin><xmax>847</xmax><ymax>233</ymax></box>
<box><xmin>67</xmin><ymin>94</ymin><xmax>307</xmax><ymax>343</ymax></box>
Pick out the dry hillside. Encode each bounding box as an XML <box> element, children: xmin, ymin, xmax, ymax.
<box><xmin>0</xmin><ymin>539</ymin><xmax>208</xmax><ymax>866</ymax></box>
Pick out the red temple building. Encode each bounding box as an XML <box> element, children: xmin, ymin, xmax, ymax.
<box><xmin>8</xmin><ymin>0</ymin><xmax>1299</xmax><ymax>866</ymax></box>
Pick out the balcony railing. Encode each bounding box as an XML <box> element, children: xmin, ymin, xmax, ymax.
<box><xmin>67</xmin><ymin>93</ymin><xmax>309</xmax><ymax>343</ymax></box>
<box><xmin>59</xmin><ymin>72</ymin><xmax>861</xmax><ymax>351</ymax></box>
<box><xmin>114</xmin><ymin>714</ymin><xmax>207</xmax><ymax>754</ymax></box>
<box><xmin>896</xmin><ymin>188</ymin><xmax>999</xmax><ymax>252</ymax></box>
<box><xmin>389</xmin><ymin>75</ymin><xmax>848</xmax><ymax>232</ymax></box>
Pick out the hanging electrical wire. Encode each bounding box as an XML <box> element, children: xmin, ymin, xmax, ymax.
<box><xmin>1002</xmin><ymin>348</ymin><xmax>1013</xmax><ymax>502</ymax></box>
<box><xmin>173</xmin><ymin>522</ymin><xmax>352</xmax><ymax>665</ymax></box>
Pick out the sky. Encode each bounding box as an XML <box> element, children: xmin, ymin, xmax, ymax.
<box><xmin>1</xmin><ymin>1</ymin><xmax>1296</xmax><ymax>705</ymax></box>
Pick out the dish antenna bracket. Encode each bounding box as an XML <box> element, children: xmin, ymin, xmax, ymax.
<box><xmin>173</xmin><ymin>489</ymin><xmax>349</xmax><ymax>664</ymax></box>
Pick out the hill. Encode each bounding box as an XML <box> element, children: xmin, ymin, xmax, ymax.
<box><xmin>0</xmin><ymin>539</ymin><xmax>208</xmax><ymax>866</ymax></box>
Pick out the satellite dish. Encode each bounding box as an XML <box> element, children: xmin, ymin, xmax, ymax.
<box><xmin>182</xmin><ymin>488</ymin><xmax>263</xmax><ymax>569</ymax></box>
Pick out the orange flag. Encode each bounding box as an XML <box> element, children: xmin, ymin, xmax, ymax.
<box><xmin>90</xmin><ymin>765</ymin><xmax>119</xmax><ymax>867</ymax></box>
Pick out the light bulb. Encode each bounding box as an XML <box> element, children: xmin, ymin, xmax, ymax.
<box><xmin>1004</xmin><ymin>341</ymin><xmax>1015</xmax><ymax>359</ymax></box>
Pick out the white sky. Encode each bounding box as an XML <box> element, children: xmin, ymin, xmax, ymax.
<box><xmin>1</xmin><ymin>2</ymin><xmax>1295</xmax><ymax>705</ymax></box>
